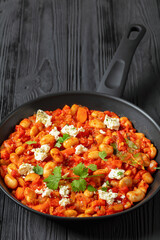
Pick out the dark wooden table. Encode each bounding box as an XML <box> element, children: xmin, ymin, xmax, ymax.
<box><xmin>1</xmin><ymin>0</ymin><xmax>160</xmax><ymax>239</ymax></box>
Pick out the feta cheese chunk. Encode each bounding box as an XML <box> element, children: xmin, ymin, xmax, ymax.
<box><xmin>104</xmin><ymin>114</ymin><xmax>120</xmax><ymax>130</ymax></box>
<box><xmin>18</xmin><ymin>163</ymin><xmax>34</xmax><ymax>176</ymax></box>
<box><xmin>108</xmin><ymin>169</ymin><xmax>125</xmax><ymax>180</ymax></box>
<box><xmin>49</xmin><ymin>127</ymin><xmax>60</xmax><ymax>140</ymax></box>
<box><xmin>59</xmin><ymin>185</ymin><xmax>70</xmax><ymax>197</ymax></box>
<box><xmin>121</xmin><ymin>194</ymin><xmax>125</xmax><ymax>199</ymax></box>
<box><xmin>35</xmin><ymin>187</ymin><xmax>53</xmax><ymax>198</ymax></box>
<box><xmin>61</xmin><ymin>125</ymin><xmax>85</xmax><ymax>137</ymax></box>
<box><xmin>78</xmin><ymin>127</ymin><xmax>85</xmax><ymax>133</ymax></box>
<box><xmin>75</xmin><ymin>144</ymin><xmax>88</xmax><ymax>155</ymax></box>
<box><xmin>99</xmin><ymin>129</ymin><xmax>106</xmax><ymax>134</ymax></box>
<box><xmin>59</xmin><ymin>198</ymin><xmax>71</xmax><ymax>207</ymax></box>
<box><xmin>98</xmin><ymin>189</ymin><xmax>118</xmax><ymax>205</ymax></box>
<box><xmin>36</xmin><ymin>109</ymin><xmax>52</xmax><ymax>128</ymax></box>
<box><xmin>32</xmin><ymin>144</ymin><xmax>50</xmax><ymax>161</ymax></box>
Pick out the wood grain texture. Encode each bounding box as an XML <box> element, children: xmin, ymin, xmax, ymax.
<box><xmin>0</xmin><ymin>0</ymin><xmax>160</xmax><ymax>239</ymax></box>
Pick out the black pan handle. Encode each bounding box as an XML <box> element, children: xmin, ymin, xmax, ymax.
<box><xmin>97</xmin><ymin>24</ymin><xmax>146</xmax><ymax>97</ymax></box>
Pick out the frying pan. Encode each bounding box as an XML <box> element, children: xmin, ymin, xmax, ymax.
<box><xmin>0</xmin><ymin>24</ymin><xmax>160</xmax><ymax>221</ymax></box>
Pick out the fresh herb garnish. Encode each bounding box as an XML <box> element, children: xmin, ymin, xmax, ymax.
<box><xmin>43</xmin><ymin>166</ymin><xmax>61</xmax><ymax>190</ymax></box>
<box><xmin>111</xmin><ymin>141</ymin><xmax>143</xmax><ymax>168</ymax></box>
<box><xmin>106</xmin><ymin>180</ymin><xmax>110</xmax><ymax>186</ymax></box>
<box><xmin>25</xmin><ymin>141</ymin><xmax>37</xmax><ymax>145</ymax></box>
<box><xmin>88</xmin><ymin>164</ymin><xmax>97</xmax><ymax>171</ymax></box>
<box><xmin>55</xmin><ymin>134</ymin><xmax>70</xmax><ymax>148</ymax></box>
<box><xmin>71</xmin><ymin>178</ymin><xmax>87</xmax><ymax>192</ymax></box>
<box><xmin>71</xmin><ymin>163</ymin><xmax>88</xmax><ymax>192</ymax></box>
<box><xmin>33</xmin><ymin>164</ymin><xmax>43</xmax><ymax>175</ymax></box>
<box><xmin>154</xmin><ymin>167</ymin><xmax>160</xmax><ymax>169</ymax></box>
<box><xmin>55</xmin><ymin>142</ymin><xmax>61</xmax><ymax>148</ymax></box>
<box><xmin>117</xmin><ymin>151</ymin><xmax>127</xmax><ymax>160</ymax></box>
<box><xmin>111</xmin><ymin>143</ymin><xmax>119</xmax><ymax>154</ymax></box>
<box><xmin>133</xmin><ymin>153</ymin><xmax>141</xmax><ymax>158</ymax></box>
<box><xmin>87</xmin><ymin>185</ymin><xmax>97</xmax><ymax>192</ymax></box>
<box><xmin>117</xmin><ymin>171</ymin><xmax>123</xmax><ymax>176</ymax></box>
<box><xmin>99</xmin><ymin>151</ymin><xmax>107</xmax><ymax>161</ymax></box>
<box><xmin>60</xmin><ymin>134</ymin><xmax>71</xmax><ymax>142</ymax></box>
<box><xmin>72</xmin><ymin>162</ymin><xmax>88</xmax><ymax>178</ymax></box>
<box><xmin>125</xmin><ymin>138</ymin><xmax>139</xmax><ymax>149</ymax></box>
<box><xmin>101</xmin><ymin>187</ymin><xmax>108</xmax><ymax>192</ymax></box>
<box><xmin>43</xmin><ymin>163</ymin><xmax>103</xmax><ymax>192</ymax></box>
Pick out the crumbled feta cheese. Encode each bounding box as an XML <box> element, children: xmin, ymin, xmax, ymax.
<box><xmin>18</xmin><ymin>163</ymin><xmax>34</xmax><ymax>176</ymax></box>
<box><xmin>75</xmin><ymin>144</ymin><xmax>88</xmax><ymax>155</ymax></box>
<box><xmin>59</xmin><ymin>185</ymin><xmax>70</xmax><ymax>197</ymax></box>
<box><xmin>99</xmin><ymin>129</ymin><xmax>106</xmax><ymax>134</ymax></box>
<box><xmin>35</xmin><ymin>187</ymin><xmax>53</xmax><ymax>198</ymax></box>
<box><xmin>104</xmin><ymin>114</ymin><xmax>120</xmax><ymax>130</ymax></box>
<box><xmin>61</xmin><ymin>125</ymin><xmax>78</xmax><ymax>137</ymax></box>
<box><xmin>108</xmin><ymin>169</ymin><xmax>125</xmax><ymax>180</ymax></box>
<box><xmin>59</xmin><ymin>198</ymin><xmax>71</xmax><ymax>207</ymax></box>
<box><xmin>49</xmin><ymin>127</ymin><xmax>60</xmax><ymax>140</ymax></box>
<box><xmin>78</xmin><ymin>127</ymin><xmax>85</xmax><ymax>133</ymax></box>
<box><xmin>35</xmin><ymin>189</ymin><xmax>43</xmax><ymax>194</ymax></box>
<box><xmin>117</xmin><ymin>200</ymin><xmax>122</xmax><ymax>204</ymax></box>
<box><xmin>32</xmin><ymin>144</ymin><xmax>50</xmax><ymax>161</ymax></box>
<box><xmin>98</xmin><ymin>189</ymin><xmax>118</xmax><ymax>205</ymax></box>
<box><xmin>42</xmin><ymin>188</ymin><xmax>53</xmax><ymax>198</ymax></box>
<box><xmin>121</xmin><ymin>194</ymin><xmax>125</xmax><ymax>199</ymax></box>
<box><xmin>61</xmin><ymin>125</ymin><xmax>85</xmax><ymax>137</ymax></box>
<box><xmin>36</xmin><ymin>109</ymin><xmax>52</xmax><ymax>128</ymax></box>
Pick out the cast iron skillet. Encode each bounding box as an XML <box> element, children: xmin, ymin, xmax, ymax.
<box><xmin>0</xmin><ymin>24</ymin><xmax>160</xmax><ymax>221</ymax></box>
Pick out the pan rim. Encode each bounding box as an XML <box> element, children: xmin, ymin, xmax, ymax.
<box><xmin>0</xmin><ymin>90</ymin><xmax>160</xmax><ymax>221</ymax></box>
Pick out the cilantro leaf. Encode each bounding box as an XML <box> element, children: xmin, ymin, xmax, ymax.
<box><xmin>33</xmin><ymin>164</ymin><xmax>43</xmax><ymax>175</ymax></box>
<box><xmin>53</xmin><ymin>166</ymin><xmax>61</xmax><ymax>178</ymax></box>
<box><xmin>99</xmin><ymin>151</ymin><xmax>107</xmax><ymax>161</ymax></box>
<box><xmin>154</xmin><ymin>167</ymin><xmax>160</xmax><ymax>169</ymax></box>
<box><xmin>111</xmin><ymin>143</ymin><xmax>119</xmax><ymax>154</ymax></box>
<box><xmin>87</xmin><ymin>185</ymin><xmax>97</xmax><ymax>192</ymax></box>
<box><xmin>25</xmin><ymin>141</ymin><xmax>37</xmax><ymax>145</ymax></box>
<box><xmin>58</xmin><ymin>134</ymin><xmax>70</xmax><ymax>143</ymax></box>
<box><xmin>71</xmin><ymin>178</ymin><xmax>87</xmax><ymax>192</ymax></box>
<box><xmin>43</xmin><ymin>166</ymin><xmax>61</xmax><ymax>190</ymax></box>
<box><xmin>72</xmin><ymin>163</ymin><xmax>88</xmax><ymax>178</ymax></box>
<box><xmin>125</xmin><ymin>138</ymin><xmax>139</xmax><ymax>149</ymax></box>
<box><xmin>106</xmin><ymin>180</ymin><xmax>110</xmax><ymax>186</ymax></box>
<box><xmin>55</xmin><ymin>134</ymin><xmax>70</xmax><ymax>148</ymax></box>
<box><xmin>133</xmin><ymin>153</ymin><xmax>141</xmax><ymax>158</ymax></box>
<box><xmin>101</xmin><ymin>187</ymin><xmax>108</xmax><ymax>192</ymax></box>
<box><xmin>117</xmin><ymin>171</ymin><xmax>123</xmax><ymax>176</ymax></box>
<box><xmin>55</xmin><ymin>142</ymin><xmax>61</xmax><ymax>148</ymax></box>
<box><xmin>88</xmin><ymin>164</ymin><xmax>97</xmax><ymax>171</ymax></box>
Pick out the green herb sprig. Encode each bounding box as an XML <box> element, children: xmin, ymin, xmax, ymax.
<box><xmin>99</xmin><ymin>151</ymin><xmax>107</xmax><ymax>161</ymax></box>
<box><xmin>125</xmin><ymin>138</ymin><xmax>139</xmax><ymax>149</ymax></box>
<box><xmin>43</xmin><ymin>163</ymin><xmax>103</xmax><ymax>192</ymax></box>
<box><xmin>55</xmin><ymin>134</ymin><xmax>70</xmax><ymax>148</ymax></box>
<box><xmin>33</xmin><ymin>164</ymin><xmax>43</xmax><ymax>175</ymax></box>
<box><xmin>44</xmin><ymin>167</ymin><xmax>62</xmax><ymax>190</ymax></box>
<box><xmin>25</xmin><ymin>141</ymin><xmax>37</xmax><ymax>145</ymax></box>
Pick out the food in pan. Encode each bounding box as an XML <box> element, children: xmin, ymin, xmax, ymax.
<box><xmin>0</xmin><ymin>104</ymin><xmax>158</xmax><ymax>217</ymax></box>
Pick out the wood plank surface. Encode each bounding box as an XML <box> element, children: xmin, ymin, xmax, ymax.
<box><xmin>0</xmin><ymin>0</ymin><xmax>160</xmax><ymax>239</ymax></box>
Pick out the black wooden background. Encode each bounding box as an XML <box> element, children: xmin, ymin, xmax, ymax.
<box><xmin>1</xmin><ymin>0</ymin><xmax>160</xmax><ymax>239</ymax></box>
